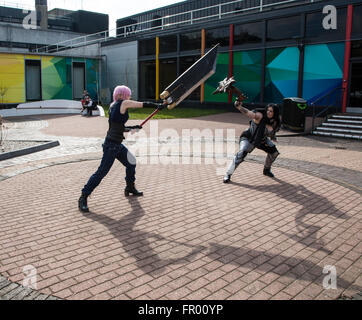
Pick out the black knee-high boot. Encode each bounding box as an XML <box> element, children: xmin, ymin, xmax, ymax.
<box><xmin>124</xmin><ymin>182</ymin><xmax>143</xmax><ymax>197</ymax></box>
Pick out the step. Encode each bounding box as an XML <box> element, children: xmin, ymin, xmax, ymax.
<box><xmin>322</xmin><ymin>123</ymin><xmax>362</xmax><ymax>129</ymax></box>
<box><xmin>327</xmin><ymin>119</ymin><xmax>362</xmax><ymax>125</ymax></box>
<box><xmin>315</xmin><ymin>127</ymin><xmax>362</xmax><ymax>135</ymax></box>
<box><xmin>331</xmin><ymin>115</ymin><xmax>362</xmax><ymax>120</ymax></box>
<box><xmin>312</xmin><ymin>131</ymin><xmax>362</xmax><ymax>140</ymax></box>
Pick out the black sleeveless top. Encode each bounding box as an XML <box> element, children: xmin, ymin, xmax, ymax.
<box><xmin>106</xmin><ymin>100</ymin><xmax>129</xmax><ymax>143</ymax></box>
<box><xmin>240</xmin><ymin>109</ymin><xmax>266</xmax><ymax>147</ymax></box>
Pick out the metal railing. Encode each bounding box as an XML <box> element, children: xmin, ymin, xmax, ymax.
<box><xmin>310</xmin><ymin>86</ymin><xmax>345</xmax><ymax>132</ymax></box>
<box><xmin>35</xmin><ymin>0</ymin><xmax>322</xmax><ymax>54</ymax></box>
<box><xmin>0</xmin><ymin>1</ymin><xmax>33</xmax><ymax>10</ymax></box>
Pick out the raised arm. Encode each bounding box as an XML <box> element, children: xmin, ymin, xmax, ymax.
<box><xmin>234</xmin><ymin>101</ymin><xmax>263</xmax><ymax>122</ymax></box>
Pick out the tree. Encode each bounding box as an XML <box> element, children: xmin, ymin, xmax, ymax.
<box><xmin>0</xmin><ymin>83</ymin><xmax>9</xmax><ymax>105</ymax></box>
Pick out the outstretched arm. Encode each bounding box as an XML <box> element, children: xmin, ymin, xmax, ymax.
<box><xmin>234</xmin><ymin>101</ymin><xmax>263</xmax><ymax>122</ymax></box>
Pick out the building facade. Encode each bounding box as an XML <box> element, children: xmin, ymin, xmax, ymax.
<box><xmin>109</xmin><ymin>0</ymin><xmax>362</xmax><ymax>113</ymax></box>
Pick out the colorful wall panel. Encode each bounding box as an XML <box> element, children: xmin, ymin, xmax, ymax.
<box><xmin>86</xmin><ymin>59</ymin><xmax>100</xmax><ymax>101</ymax></box>
<box><xmin>303</xmin><ymin>43</ymin><xmax>345</xmax><ymax>104</ymax></box>
<box><xmin>204</xmin><ymin>52</ymin><xmax>229</xmax><ymax>103</ymax></box>
<box><xmin>233</xmin><ymin>50</ymin><xmax>262</xmax><ymax>103</ymax></box>
<box><xmin>265</xmin><ymin>47</ymin><xmax>299</xmax><ymax>103</ymax></box>
<box><xmin>0</xmin><ymin>53</ymin><xmax>99</xmax><ymax>104</ymax></box>
<box><xmin>0</xmin><ymin>53</ymin><xmax>25</xmax><ymax>104</ymax></box>
<box><xmin>42</xmin><ymin>56</ymin><xmax>72</xmax><ymax>100</ymax></box>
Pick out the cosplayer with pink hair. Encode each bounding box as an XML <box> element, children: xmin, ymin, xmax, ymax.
<box><xmin>78</xmin><ymin>85</ymin><xmax>166</xmax><ymax>212</ymax></box>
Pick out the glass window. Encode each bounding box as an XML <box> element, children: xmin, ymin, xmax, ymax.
<box><xmin>159</xmin><ymin>58</ymin><xmax>177</xmax><ymax>96</ymax></box>
<box><xmin>139</xmin><ymin>60</ymin><xmax>155</xmax><ymax>99</ymax></box>
<box><xmin>351</xmin><ymin>40</ymin><xmax>362</xmax><ymax>58</ymax></box>
<box><xmin>205</xmin><ymin>27</ymin><xmax>229</xmax><ymax>48</ymax></box>
<box><xmin>180</xmin><ymin>55</ymin><xmax>200</xmax><ymax>100</ymax></box>
<box><xmin>159</xmin><ymin>35</ymin><xmax>177</xmax><ymax>54</ymax></box>
<box><xmin>306</xmin><ymin>8</ymin><xmax>346</xmax><ymax>39</ymax></box>
<box><xmin>234</xmin><ymin>22</ymin><xmax>263</xmax><ymax>45</ymax></box>
<box><xmin>267</xmin><ymin>16</ymin><xmax>301</xmax><ymax>41</ymax></box>
<box><xmin>139</xmin><ymin>38</ymin><xmax>156</xmax><ymax>56</ymax></box>
<box><xmin>180</xmin><ymin>31</ymin><xmax>201</xmax><ymax>52</ymax></box>
<box><xmin>352</xmin><ymin>5</ymin><xmax>362</xmax><ymax>37</ymax></box>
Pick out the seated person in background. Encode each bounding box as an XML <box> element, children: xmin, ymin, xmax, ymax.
<box><xmin>81</xmin><ymin>90</ymin><xmax>94</xmax><ymax>117</ymax></box>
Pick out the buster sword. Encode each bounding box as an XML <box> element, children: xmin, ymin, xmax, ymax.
<box><xmin>140</xmin><ymin>43</ymin><xmax>219</xmax><ymax>127</ymax></box>
<box><xmin>212</xmin><ymin>76</ymin><xmax>248</xmax><ymax>102</ymax></box>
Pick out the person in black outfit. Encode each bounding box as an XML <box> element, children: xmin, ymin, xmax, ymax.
<box><xmin>223</xmin><ymin>102</ymin><xmax>281</xmax><ymax>183</ymax></box>
<box><xmin>78</xmin><ymin>85</ymin><xmax>165</xmax><ymax>212</ymax></box>
<box><xmin>81</xmin><ymin>90</ymin><xmax>96</xmax><ymax>117</ymax></box>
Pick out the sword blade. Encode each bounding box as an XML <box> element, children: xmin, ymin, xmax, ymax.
<box><xmin>160</xmin><ymin>44</ymin><xmax>219</xmax><ymax>108</ymax></box>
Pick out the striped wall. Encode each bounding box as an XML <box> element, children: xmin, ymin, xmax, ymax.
<box><xmin>0</xmin><ymin>53</ymin><xmax>99</xmax><ymax>104</ymax></box>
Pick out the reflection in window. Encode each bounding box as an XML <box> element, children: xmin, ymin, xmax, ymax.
<box><xmin>139</xmin><ymin>38</ymin><xmax>156</xmax><ymax>56</ymax></box>
<box><xmin>139</xmin><ymin>60</ymin><xmax>155</xmax><ymax>99</ymax></box>
<box><xmin>180</xmin><ymin>55</ymin><xmax>200</xmax><ymax>100</ymax></box>
<box><xmin>206</xmin><ymin>27</ymin><xmax>229</xmax><ymax>48</ymax></box>
<box><xmin>234</xmin><ymin>22</ymin><xmax>263</xmax><ymax>45</ymax></box>
<box><xmin>159</xmin><ymin>35</ymin><xmax>177</xmax><ymax>54</ymax></box>
<box><xmin>352</xmin><ymin>5</ymin><xmax>362</xmax><ymax>37</ymax></box>
<box><xmin>159</xmin><ymin>58</ymin><xmax>177</xmax><ymax>95</ymax></box>
<box><xmin>180</xmin><ymin>31</ymin><xmax>201</xmax><ymax>51</ymax></box>
<box><xmin>267</xmin><ymin>16</ymin><xmax>300</xmax><ymax>41</ymax></box>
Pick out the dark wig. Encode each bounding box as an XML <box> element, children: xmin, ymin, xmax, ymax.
<box><xmin>265</xmin><ymin>103</ymin><xmax>281</xmax><ymax>129</ymax></box>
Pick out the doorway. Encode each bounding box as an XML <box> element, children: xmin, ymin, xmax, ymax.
<box><xmin>72</xmin><ymin>62</ymin><xmax>85</xmax><ymax>100</ymax></box>
<box><xmin>25</xmin><ymin>60</ymin><xmax>41</xmax><ymax>101</ymax></box>
<box><xmin>347</xmin><ymin>61</ymin><xmax>362</xmax><ymax>113</ymax></box>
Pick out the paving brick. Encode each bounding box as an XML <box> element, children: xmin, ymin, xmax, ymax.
<box><xmin>1</xmin><ymin>114</ymin><xmax>361</xmax><ymax>301</ymax></box>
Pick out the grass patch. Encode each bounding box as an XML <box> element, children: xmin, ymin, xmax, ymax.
<box><xmin>103</xmin><ymin>105</ymin><xmax>227</xmax><ymax>119</ymax></box>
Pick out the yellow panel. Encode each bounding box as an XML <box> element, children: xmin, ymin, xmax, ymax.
<box><xmin>0</xmin><ymin>53</ymin><xmax>25</xmax><ymax>103</ymax></box>
<box><xmin>25</xmin><ymin>55</ymin><xmax>41</xmax><ymax>60</ymax></box>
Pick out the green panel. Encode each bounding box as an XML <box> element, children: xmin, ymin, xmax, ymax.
<box><xmin>233</xmin><ymin>50</ymin><xmax>262</xmax><ymax>103</ymax></box>
<box><xmin>86</xmin><ymin>59</ymin><xmax>99</xmax><ymax>100</ymax></box>
<box><xmin>42</xmin><ymin>56</ymin><xmax>72</xmax><ymax>100</ymax></box>
<box><xmin>204</xmin><ymin>53</ymin><xmax>229</xmax><ymax>103</ymax></box>
<box><xmin>265</xmin><ymin>47</ymin><xmax>299</xmax><ymax>103</ymax></box>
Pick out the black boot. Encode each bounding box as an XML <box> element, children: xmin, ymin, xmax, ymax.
<box><xmin>263</xmin><ymin>167</ymin><xmax>274</xmax><ymax>178</ymax></box>
<box><xmin>125</xmin><ymin>182</ymin><xmax>143</xmax><ymax>197</ymax></box>
<box><xmin>78</xmin><ymin>193</ymin><xmax>89</xmax><ymax>212</ymax></box>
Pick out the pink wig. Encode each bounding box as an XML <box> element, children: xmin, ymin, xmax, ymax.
<box><xmin>113</xmin><ymin>85</ymin><xmax>131</xmax><ymax>102</ymax></box>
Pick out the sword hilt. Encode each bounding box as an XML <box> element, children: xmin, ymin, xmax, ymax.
<box><xmin>228</xmin><ymin>85</ymin><xmax>248</xmax><ymax>102</ymax></box>
<box><xmin>213</xmin><ymin>77</ymin><xmax>248</xmax><ymax>102</ymax></box>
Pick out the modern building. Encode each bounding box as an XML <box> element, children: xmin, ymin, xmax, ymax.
<box><xmin>1</xmin><ymin>0</ymin><xmax>362</xmax><ymax>117</ymax></box>
<box><xmin>0</xmin><ymin>0</ymin><xmax>107</xmax><ymax>106</ymax></box>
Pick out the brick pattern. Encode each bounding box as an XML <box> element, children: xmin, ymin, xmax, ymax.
<box><xmin>0</xmin><ymin>160</ymin><xmax>361</xmax><ymax>300</ymax></box>
<box><xmin>1</xmin><ymin>114</ymin><xmax>361</xmax><ymax>300</ymax></box>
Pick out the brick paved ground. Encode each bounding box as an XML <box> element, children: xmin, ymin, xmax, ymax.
<box><xmin>0</xmin><ymin>113</ymin><xmax>361</xmax><ymax>300</ymax></box>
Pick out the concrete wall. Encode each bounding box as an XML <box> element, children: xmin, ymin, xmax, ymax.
<box><xmin>0</xmin><ymin>21</ymin><xmax>86</xmax><ymax>50</ymax></box>
<box><xmin>100</xmin><ymin>41</ymin><xmax>138</xmax><ymax>103</ymax></box>
<box><xmin>56</xmin><ymin>43</ymin><xmax>101</xmax><ymax>57</ymax></box>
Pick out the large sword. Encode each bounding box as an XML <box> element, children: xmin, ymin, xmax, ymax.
<box><xmin>140</xmin><ymin>44</ymin><xmax>219</xmax><ymax>127</ymax></box>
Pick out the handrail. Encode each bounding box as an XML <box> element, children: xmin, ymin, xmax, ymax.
<box><xmin>310</xmin><ymin>86</ymin><xmax>345</xmax><ymax>132</ymax></box>
<box><xmin>35</xmin><ymin>0</ymin><xmax>322</xmax><ymax>54</ymax></box>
